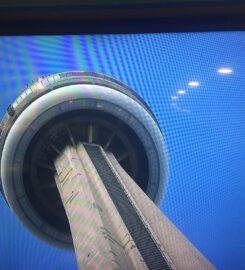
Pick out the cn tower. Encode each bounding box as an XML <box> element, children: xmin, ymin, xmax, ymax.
<box><xmin>0</xmin><ymin>71</ymin><xmax>215</xmax><ymax>269</ymax></box>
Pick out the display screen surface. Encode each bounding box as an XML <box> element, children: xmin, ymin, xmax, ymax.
<box><xmin>0</xmin><ymin>32</ymin><xmax>244</xmax><ymax>270</ymax></box>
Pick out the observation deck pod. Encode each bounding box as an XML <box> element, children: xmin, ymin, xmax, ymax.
<box><xmin>0</xmin><ymin>71</ymin><xmax>168</xmax><ymax>249</ymax></box>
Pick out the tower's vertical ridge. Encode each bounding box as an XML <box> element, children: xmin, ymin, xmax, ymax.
<box><xmin>106</xmin><ymin>152</ymin><xmax>216</xmax><ymax>270</ymax></box>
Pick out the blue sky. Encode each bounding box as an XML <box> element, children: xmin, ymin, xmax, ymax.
<box><xmin>0</xmin><ymin>32</ymin><xmax>245</xmax><ymax>269</ymax></box>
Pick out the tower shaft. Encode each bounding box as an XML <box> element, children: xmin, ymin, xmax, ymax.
<box><xmin>54</xmin><ymin>143</ymin><xmax>215</xmax><ymax>270</ymax></box>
